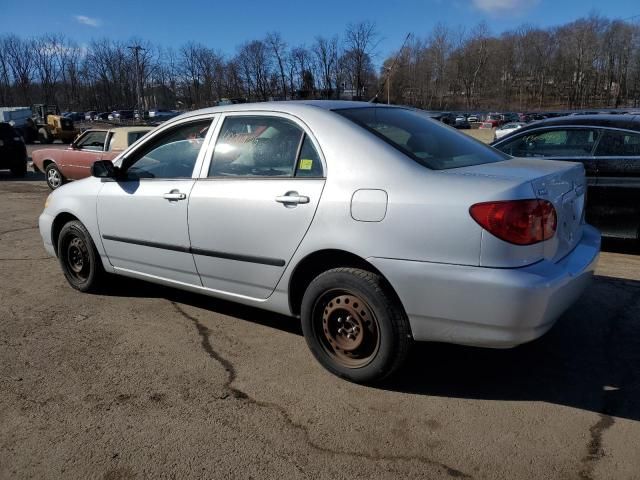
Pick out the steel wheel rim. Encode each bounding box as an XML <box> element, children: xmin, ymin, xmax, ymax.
<box><xmin>65</xmin><ymin>235</ymin><xmax>90</xmax><ymax>282</ymax></box>
<box><xmin>47</xmin><ymin>168</ymin><xmax>61</xmax><ymax>188</ymax></box>
<box><xmin>313</xmin><ymin>290</ymin><xmax>380</xmax><ymax>369</ymax></box>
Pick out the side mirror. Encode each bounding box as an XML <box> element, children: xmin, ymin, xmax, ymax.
<box><xmin>91</xmin><ymin>160</ymin><xmax>116</xmax><ymax>179</ymax></box>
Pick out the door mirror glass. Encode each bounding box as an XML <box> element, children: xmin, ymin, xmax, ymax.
<box><xmin>91</xmin><ymin>160</ymin><xmax>116</xmax><ymax>178</ymax></box>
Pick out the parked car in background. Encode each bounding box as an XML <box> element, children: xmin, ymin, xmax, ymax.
<box><xmin>467</xmin><ymin>114</ymin><xmax>479</xmax><ymax>123</ymax></box>
<box><xmin>149</xmin><ymin>109</ymin><xmax>179</xmax><ymax>120</ymax></box>
<box><xmin>0</xmin><ymin>122</ymin><xmax>27</xmax><ymax>177</ymax></box>
<box><xmin>492</xmin><ymin>114</ymin><xmax>640</xmax><ymax>241</ymax></box>
<box><xmin>454</xmin><ymin>117</ymin><xmax>471</xmax><ymax>129</ymax></box>
<box><xmin>85</xmin><ymin>111</ymin><xmax>97</xmax><ymax>121</ymax></box>
<box><xmin>63</xmin><ymin>112</ymin><xmax>84</xmax><ymax>122</ymax></box>
<box><xmin>38</xmin><ymin>101</ymin><xmax>599</xmax><ymax>382</ymax></box>
<box><xmin>93</xmin><ymin>112</ymin><xmax>110</xmax><ymax>121</ymax></box>
<box><xmin>495</xmin><ymin>122</ymin><xmax>526</xmax><ymax>140</ymax></box>
<box><xmin>118</xmin><ymin>110</ymin><xmax>135</xmax><ymax>121</ymax></box>
<box><xmin>484</xmin><ymin>113</ymin><xmax>504</xmax><ymax>127</ymax></box>
<box><xmin>32</xmin><ymin>126</ymin><xmax>153</xmax><ymax>189</ymax></box>
<box><xmin>501</xmin><ymin>113</ymin><xmax>520</xmax><ymax>123</ymax></box>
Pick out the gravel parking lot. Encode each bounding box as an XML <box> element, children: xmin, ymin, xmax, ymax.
<box><xmin>1</xmin><ymin>160</ymin><xmax>639</xmax><ymax>479</ymax></box>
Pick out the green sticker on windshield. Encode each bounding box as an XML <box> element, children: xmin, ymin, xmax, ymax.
<box><xmin>299</xmin><ymin>159</ymin><xmax>313</xmax><ymax>170</ymax></box>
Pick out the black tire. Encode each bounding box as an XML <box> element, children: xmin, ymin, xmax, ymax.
<box><xmin>45</xmin><ymin>163</ymin><xmax>65</xmax><ymax>190</ymax></box>
<box><xmin>301</xmin><ymin>268</ymin><xmax>412</xmax><ymax>383</ymax></box>
<box><xmin>57</xmin><ymin>220</ymin><xmax>104</xmax><ymax>293</ymax></box>
<box><xmin>38</xmin><ymin>127</ymin><xmax>53</xmax><ymax>144</ymax></box>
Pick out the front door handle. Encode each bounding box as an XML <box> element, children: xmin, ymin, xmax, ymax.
<box><xmin>275</xmin><ymin>191</ymin><xmax>310</xmax><ymax>205</ymax></box>
<box><xmin>163</xmin><ymin>190</ymin><xmax>186</xmax><ymax>201</ymax></box>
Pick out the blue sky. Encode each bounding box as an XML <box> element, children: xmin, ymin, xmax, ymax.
<box><xmin>1</xmin><ymin>0</ymin><xmax>638</xmax><ymax>60</ymax></box>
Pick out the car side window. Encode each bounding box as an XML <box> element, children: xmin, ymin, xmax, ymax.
<box><xmin>595</xmin><ymin>130</ymin><xmax>640</xmax><ymax>157</ymax></box>
<box><xmin>498</xmin><ymin>129</ymin><xmax>598</xmax><ymax>157</ymax></box>
<box><xmin>76</xmin><ymin>131</ymin><xmax>107</xmax><ymax>151</ymax></box>
<box><xmin>209</xmin><ymin>116</ymin><xmax>303</xmax><ymax>177</ymax></box>
<box><xmin>295</xmin><ymin>135</ymin><xmax>324</xmax><ymax>177</ymax></box>
<box><xmin>123</xmin><ymin>120</ymin><xmax>212</xmax><ymax>179</ymax></box>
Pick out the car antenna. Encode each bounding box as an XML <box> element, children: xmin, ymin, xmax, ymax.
<box><xmin>369</xmin><ymin>33</ymin><xmax>412</xmax><ymax>103</ymax></box>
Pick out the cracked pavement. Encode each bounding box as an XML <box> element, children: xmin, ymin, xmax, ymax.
<box><xmin>1</xmin><ymin>168</ymin><xmax>640</xmax><ymax>479</ymax></box>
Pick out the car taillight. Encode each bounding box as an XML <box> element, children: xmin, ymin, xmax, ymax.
<box><xmin>469</xmin><ymin>199</ymin><xmax>557</xmax><ymax>245</ymax></box>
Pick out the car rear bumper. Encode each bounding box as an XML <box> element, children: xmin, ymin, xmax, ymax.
<box><xmin>369</xmin><ymin>225</ymin><xmax>600</xmax><ymax>348</ymax></box>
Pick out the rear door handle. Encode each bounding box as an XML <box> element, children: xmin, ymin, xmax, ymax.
<box><xmin>163</xmin><ymin>190</ymin><xmax>187</xmax><ymax>201</ymax></box>
<box><xmin>275</xmin><ymin>191</ymin><xmax>310</xmax><ymax>205</ymax></box>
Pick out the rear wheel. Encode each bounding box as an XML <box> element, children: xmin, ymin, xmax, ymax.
<box><xmin>301</xmin><ymin>268</ymin><xmax>412</xmax><ymax>383</ymax></box>
<box><xmin>45</xmin><ymin>163</ymin><xmax>65</xmax><ymax>190</ymax></box>
<box><xmin>57</xmin><ymin>220</ymin><xmax>104</xmax><ymax>292</ymax></box>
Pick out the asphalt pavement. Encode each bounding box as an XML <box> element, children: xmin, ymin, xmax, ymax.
<box><xmin>1</xmin><ymin>168</ymin><xmax>639</xmax><ymax>480</ymax></box>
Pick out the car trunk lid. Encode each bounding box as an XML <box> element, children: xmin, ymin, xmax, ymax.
<box><xmin>450</xmin><ymin>157</ymin><xmax>586</xmax><ymax>264</ymax></box>
<box><xmin>530</xmin><ymin>162</ymin><xmax>585</xmax><ymax>262</ymax></box>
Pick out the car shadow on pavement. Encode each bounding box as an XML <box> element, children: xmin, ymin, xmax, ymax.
<box><xmin>100</xmin><ymin>276</ymin><xmax>303</xmax><ymax>336</ymax></box>
<box><xmin>385</xmin><ymin>274</ymin><xmax>640</xmax><ymax>422</ymax></box>
<box><xmin>0</xmin><ymin>170</ymin><xmax>45</xmax><ymax>182</ymax></box>
<box><xmin>601</xmin><ymin>237</ymin><xmax>640</xmax><ymax>255</ymax></box>
<box><xmin>99</xmin><ymin>273</ymin><xmax>640</xmax><ymax>421</ymax></box>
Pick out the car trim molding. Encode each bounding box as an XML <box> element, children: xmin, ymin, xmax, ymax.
<box><xmin>101</xmin><ymin>234</ymin><xmax>286</xmax><ymax>267</ymax></box>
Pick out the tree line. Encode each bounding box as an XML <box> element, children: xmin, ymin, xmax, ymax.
<box><xmin>0</xmin><ymin>15</ymin><xmax>639</xmax><ymax>113</ymax></box>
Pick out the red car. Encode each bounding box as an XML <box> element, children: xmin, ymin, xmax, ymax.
<box><xmin>32</xmin><ymin>127</ymin><xmax>153</xmax><ymax>189</ymax></box>
<box><xmin>483</xmin><ymin>113</ymin><xmax>504</xmax><ymax>128</ymax></box>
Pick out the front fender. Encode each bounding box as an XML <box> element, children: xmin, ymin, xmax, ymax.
<box><xmin>42</xmin><ymin>177</ymin><xmax>106</xmax><ymax>258</ymax></box>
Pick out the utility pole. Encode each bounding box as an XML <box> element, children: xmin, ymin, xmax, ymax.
<box><xmin>386</xmin><ymin>67</ymin><xmax>391</xmax><ymax>104</ymax></box>
<box><xmin>127</xmin><ymin>44</ymin><xmax>145</xmax><ymax>120</ymax></box>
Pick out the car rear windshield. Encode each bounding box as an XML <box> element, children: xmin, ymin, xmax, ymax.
<box><xmin>335</xmin><ymin>107</ymin><xmax>508</xmax><ymax>170</ymax></box>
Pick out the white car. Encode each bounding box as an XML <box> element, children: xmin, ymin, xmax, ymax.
<box><xmin>495</xmin><ymin>122</ymin><xmax>526</xmax><ymax>140</ymax></box>
<box><xmin>38</xmin><ymin>101</ymin><xmax>600</xmax><ymax>382</ymax></box>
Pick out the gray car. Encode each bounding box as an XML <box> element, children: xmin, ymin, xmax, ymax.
<box><xmin>38</xmin><ymin>101</ymin><xmax>600</xmax><ymax>382</ymax></box>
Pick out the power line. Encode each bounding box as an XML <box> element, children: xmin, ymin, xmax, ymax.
<box><xmin>369</xmin><ymin>33</ymin><xmax>412</xmax><ymax>103</ymax></box>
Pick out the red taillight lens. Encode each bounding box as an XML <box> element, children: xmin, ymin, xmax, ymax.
<box><xmin>469</xmin><ymin>199</ymin><xmax>557</xmax><ymax>245</ymax></box>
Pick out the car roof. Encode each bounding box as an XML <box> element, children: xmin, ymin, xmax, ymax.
<box><xmin>168</xmin><ymin>100</ymin><xmax>395</xmax><ymax>123</ymax></box>
<box><xmin>516</xmin><ymin>114</ymin><xmax>640</xmax><ymax>134</ymax></box>
<box><xmin>110</xmin><ymin>126</ymin><xmax>154</xmax><ymax>133</ymax></box>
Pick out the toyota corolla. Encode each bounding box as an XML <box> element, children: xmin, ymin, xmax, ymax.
<box><xmin>38</xmin><ymin>101</ymin><xmax>600</xmax><ymax>382</ymax></box>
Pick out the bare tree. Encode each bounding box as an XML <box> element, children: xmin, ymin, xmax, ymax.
<box><xmin>344</xmin><ymin>21</ymin><xmax>379</xmax><ymax>98</ymax></box>
<box><xmin>265</xmin><ymin>32</ymin><xmax>288</xmax><ymax>99</ymax></box>
<box><xmin>312</xmin><ymin>35</ymin><xmax>338</xmax><ymax>98</ymax></box>
<box><xmin>4</xmin><ymin>35</ymin><xmax>35</xmax><ymax>105</ymax></box>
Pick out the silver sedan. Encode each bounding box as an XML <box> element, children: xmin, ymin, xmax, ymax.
<box><xmin>38</xmin><ymin>101</ymin><xmax>600</xmax><ymax>382</ymax></box>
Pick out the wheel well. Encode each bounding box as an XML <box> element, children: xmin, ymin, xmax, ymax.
<box><xmin>42</xmin><ymin>159</ymin><xmax>56</xmax><ymax>169</ymax></box>
<box><xmin>288</xmin><ymin>249</ymin><xmax>399</xmax><ymax>317</ymax></box>
<box><xmin>51</xmin><ymin>212</ymin><xmax>79</xmax><ymax>255</ymax></box>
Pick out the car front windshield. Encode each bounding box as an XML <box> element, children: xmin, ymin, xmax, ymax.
<box><xmin>335</xmin><ymin>107</ymin><xmax>508</xmax><ymax>170</ymax></box>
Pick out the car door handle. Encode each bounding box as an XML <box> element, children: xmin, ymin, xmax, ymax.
<box><xmin>163</xmin><ymin>191</ymin><xmax>186</xmax><ymax>201</ymax></box>
<box><xmin>275</xmin><ymin>192</ymin><xmax>310</xmax><ymax>205</ymax></box>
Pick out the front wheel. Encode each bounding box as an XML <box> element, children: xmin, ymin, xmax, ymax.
<box><xmin>57</xmin><ymin>220</ymin><xmax>105</xmax><ymax>292</ymax></box>
<box><xmin>301</xmin><ymin>268</ymin><xmax>412</xmax><ymax>383</ymax></box>
<box><xmin>45</xmin><ymin>163</ymin><xmax>65</xmax><ymax>190</ymax></box>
